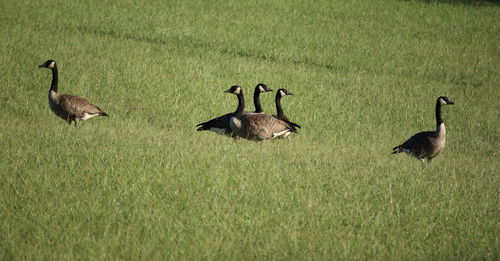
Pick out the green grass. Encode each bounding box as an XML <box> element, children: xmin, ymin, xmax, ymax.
<box><xmin>0</xmin><ymin>0</ymin><xmax>498</xmax><ymax>259</ymax></box>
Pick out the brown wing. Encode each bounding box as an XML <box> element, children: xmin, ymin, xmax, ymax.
<box><xmin>243</xmin><ymin>113</ymin><xmax>291</xmax><ymax>140</ymax></box>
<box><xmin>273</xmin><ymin>114</ymin><xmax>301</xmax><ymax>130</ymax></box>
<box><xmin>398</xmin><ymin>131</ymin><xmax>437</xmax><ymax>158</ymax></box>
<box><xmin>196</xmin><ymin>112</ymin><xmax>232</xmax><ymax>135</ymax></box>
<box><xmin>59</xmin><ymin>94</ymin><xmax>104</xmax><ymax>117</ymax></box>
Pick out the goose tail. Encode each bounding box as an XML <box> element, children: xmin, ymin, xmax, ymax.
<box><xmin>196</xmin><ymin>122</ymin><xmax>208</xmax><ymax>131</ymax></box>
<box><xmin>392</xmin><ymin>145</ymin><xmax>402</xmax><ymax>154</ymax></box>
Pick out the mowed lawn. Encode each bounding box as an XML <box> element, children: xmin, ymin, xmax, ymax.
<box><xmin>0</xmin><ymin>0</ymin><xmax>498</xmax><ymax>259</ymax></box>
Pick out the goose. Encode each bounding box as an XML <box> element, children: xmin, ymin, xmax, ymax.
<box><xmin>392</xmin><ymin>96</ymin><xmax>454</xmax><ymax>163</ymax></box>
<box><xmin>225</xmin><ymin>85</ymin><xmax>296</xmax><ymax>141</ymax></box>
<box><xmin>196</xmin><ymin>83</ymin><xmax>272</xmax><ymax>135</ymax></box>
<box><xmin>273</xmin><ymin>88</ymin><xmax>301</xmax><ymax>136</ymax></box>
<box><xmin>39</xmin><ymin>60</ymin><xmax>108</xmax><ymax>127</ymax></box>
<box><xmin>253</xmin><ymin>83</ymin><xmax>272</xmax><ymax>113</ymax></box>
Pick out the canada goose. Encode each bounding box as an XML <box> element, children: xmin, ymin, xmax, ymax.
<box><xmin>273</xmin><ymin>88</ymin><xmax>301</xmax><ymax>134</ymax></box>
<box><xmin>392</xmin><ymin>96</ymin><xmax>454</xmax><ymax>163</ymax></box>
<box><xmin>225</xmin><ymin>85</ymin><xmax>296</xmax><ymax>141</ymax></box>
<box><xmin>196</xmin><ymin>83</ymin><xmax>273</xmax><ymax>135</ymax></box>
<box><xmin>253</xmin><ymin>83</ymin><xmax>273</xmax><ymax>113</ymax></box>
<box><xmin>39</xmin><ymin>60</ymin><xmax>108</xmax><ymax>127</ymax></box>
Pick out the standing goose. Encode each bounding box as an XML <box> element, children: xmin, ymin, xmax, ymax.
<box><xmin>392</xmin><ymin>96</ymin><xmax>454</xmax><ymax>163</ymax></box>
<box><xmin>225</xmin><ymin>86</ymin><xmax>296</xmax><ymax>141</ymax></box>
<box><xmin>196</xmin><ymin>83</ymin><xmax>272</xmax><ymax>135</ymax></box>
<box><xmin>39</xmin><ymin>60</ymin><xmax>108</xmax><ymax>127</ymax></box>
<box><xmin>273</xmin><ymin>88</ymin><xmax>301</xmax><ymax>134</ymax></box>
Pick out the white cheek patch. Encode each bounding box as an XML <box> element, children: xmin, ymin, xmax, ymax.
<box><xmin>234</xmin><ymin>88</ymin><xmax>241</xmax><ymax>95</ymax></box>
<box><xmin>49</xmin><ymin>61</ymin><xmax>55</xmax><ymax>68</ymax></box>
<box><xmin>259</xmin><ymin>86</ymin><xmax>265</xmax><ymax>92</ymax></box>
<box><xmin>280</xmin><ymin>90</ymin><xmax>286</xmax><ymax>97</ymax></box>
<box><xmin>439</xmin><ymin>98</ymin><xmax>447</xmax><ymax>105</ymax></box>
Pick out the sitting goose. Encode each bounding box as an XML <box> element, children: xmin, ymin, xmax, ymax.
<box><xmin>225</xmin><ymin>85</ymin><xmax>296</xmax><ymax>141</ymax></box>
<box><xmin>273</xmin><ymin>88</ymin><xmax>301</xmax><ymax>135</ymax></box>
<box><xmin>196</xmin><ymin>83</ymin><xmax>272</xmax><ymax>135</ymax></box>
<box><xmin>39</xmin><ymin>60</ymin><xmax>108</xmax><ymax>127</ymax></box>
<box><xmin>392</xmin><ymin>96</ymin><xmax>454</xmax><ymax>163</ymax></box>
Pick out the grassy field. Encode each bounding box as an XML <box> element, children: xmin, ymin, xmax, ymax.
<box><xmin>0</xmin><ymin>0</ymin><xmax>498</xmax><ymax>259</ymax></box>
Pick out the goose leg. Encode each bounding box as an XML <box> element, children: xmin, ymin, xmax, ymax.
<box><xmin>74</xmin><ymin>119</ymin><xmax>78</xmax><ymax>127</ymax></box>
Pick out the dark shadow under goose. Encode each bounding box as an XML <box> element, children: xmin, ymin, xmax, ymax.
<box><xmin>273</xmin><ymin>88</ymin><xmax>301</xmax><ymax>135</ymax></box>
<box><xmin>39</xmin><ymin>60</ymin><xmax>108</xmax><ymax>127</ymax></box>
<box><xmin>196</xmin><ymin>83</ymin><xmax>272</xmax><ymax>136</ymax></box>
<box><xmin>392</xmin><ymin>96</ymin><xmax>454</xmax><ymax>163</ymax></box>
<box><xmin>225</xmin><ymin>85</ymin><xmax>296</xmax><ymax>141</ymax></box>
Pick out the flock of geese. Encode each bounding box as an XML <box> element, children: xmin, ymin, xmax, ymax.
<box><xmin>39</xmin><ymin>59</ymin><xmax>455</xmax><ymax>163</ymax></box>
<box><xmin>197</xmin><ymin>84</ymin><xmax>301</xmax><ymax>140</ymax></box>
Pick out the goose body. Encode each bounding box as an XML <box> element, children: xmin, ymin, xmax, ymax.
<box><xmin>392</xmin><ymin>96</ymin><xmax>454</xmax><ymax>162</ymax></box>
<box><xmin>225</xmin><ymin>85</ymin><xmax>295</xmax><ymax>141</ymax></box>
<box><xmin>272</xmin><ymin>88</ymin><xmax>301</xmax><ymax>136</ymax></box>
<box><xmin>40</xmin><ymin>60</ymin><xmax>108</xmax><ymax>127</ymax></box>
<box><xmin>237</xmin><ymin>112</ymin><xmax>295</xmax><ymax>140</ymax></box>
<box><xmin>196</xmin><ymin>83</ymin><xmax>272</xmax><ymax>136</ymax></box>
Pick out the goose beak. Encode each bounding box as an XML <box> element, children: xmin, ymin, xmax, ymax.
<box><xmin>38</xmin><ymin>64</ymin><xmax>44</xmax><ymax>68</ymax></box>
<box><xmin>288</xmin><ymin>92</ymin><xmax>294</xmax><ymax>95</ymax></box>
<box><xmin>268</xmin><ymin>89</ymin><xmax>273</xmax><ymax>92</ymax></box>
<box><xmin>448</xmin><ymin>100</ymin><xmax>455</xmax><ymax>105</ymax></box>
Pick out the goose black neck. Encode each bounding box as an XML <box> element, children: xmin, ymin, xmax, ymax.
<box><xmin>275</xmin><ymin>92</ymin><xmax>284</xmax><ymax>117</ymax></box>
<box><xmin>233</xmin><ymin>91</ymin><xmax>245</xmax><ymax>117</ymax></box>
<box><xmin>253</xmin><ymin>88</ymin><xmax>263</xmax><ymax>113</ymax></box>
<box><xmin>50</xmin><ymin>66</ymin><xmax>58</xmax><ymax>92</ymax></box>
<box><xmin>435</xmin><ymin>100</ymin><xmax>443</xmax><ymax>127</ymax></box>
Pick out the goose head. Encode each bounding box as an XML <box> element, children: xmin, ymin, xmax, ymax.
<box><xmin>256</xmin><ymin>83</ymin><xmax>273</xmax><ymax>93</ymax></box>
<box><xmin>277</xmin><ymin>88</ymin><xmax>294</xmax><ymax>97</ymax></box>
<box><xmin>39</xmin><ymin>60</ymin><xmax>56</xmax><ymax>69</ymax></box>
<box><xmin>438</xmin><ymin>96</ymin><xmax>454</xmax><ymax>105</ymax></box>
<box><xmin>225</xmin><ymin>85</ymin><xmax>242</xmax><ymax>95</ymax></box>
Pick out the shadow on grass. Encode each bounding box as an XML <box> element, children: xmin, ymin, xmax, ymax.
<box><xmin>70</xmin><ymin>25</ymin><xmax>346</xmax><ymax>73</ymax></box>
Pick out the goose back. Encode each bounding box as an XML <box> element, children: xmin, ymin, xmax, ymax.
<box><xmin>237</xmin><ymin>113</ymin><xmax>293</xmax><ymax>140</ymax></box>
<box><xmin>393</xmin><ymin>129</ymin><xmax>445</xmax><ymax>161</ymax></box>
